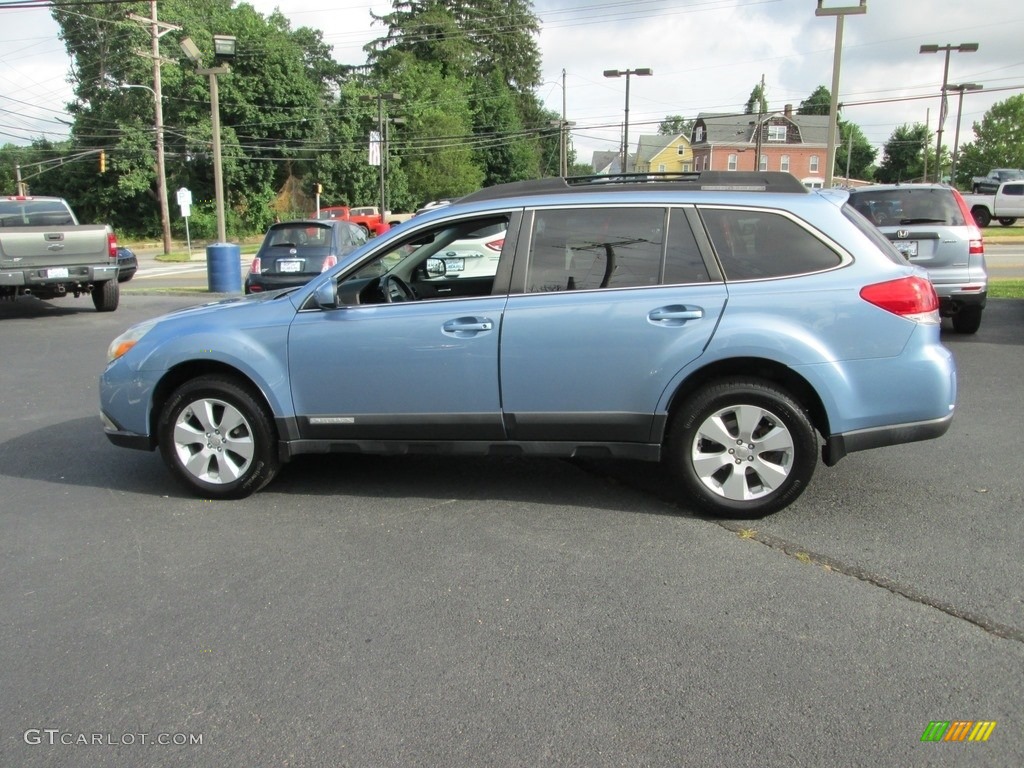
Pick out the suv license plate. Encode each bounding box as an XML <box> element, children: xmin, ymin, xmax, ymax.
<box><xmin>278</xmin><ymin>260</ymin><xmax>303</xmax><ymax>273</ymax></box>
<box><xmin>893</xmin><ymin>240</ymin><xmax>918</xmax><ymax>258</ymax></box>
<box><xmin>47</xmin><ymin>267</ymin><xmax>70</xmax><ymax>278</ymax></box>
<box><xmin>443</xmin><ymin>258</ymin><xmax>465</xmax><ymax>272</ymax></box>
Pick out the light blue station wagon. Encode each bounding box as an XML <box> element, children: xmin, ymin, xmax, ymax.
<box><xmin>100</xmin><ymin>172</ymin><xmax>956</xmax><ymax>518</ymax></box>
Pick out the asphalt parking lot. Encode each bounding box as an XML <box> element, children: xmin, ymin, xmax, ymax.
<box><xmin>1</xmin><ymin>294</ymin><xmax>1022</xmax><ymax>767</ymax></box>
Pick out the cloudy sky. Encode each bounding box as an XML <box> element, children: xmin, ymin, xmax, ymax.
<box><xmin>2</xmin><ymin>0</ymin><xmax>1022</xmax><ymax>167</ymax></box>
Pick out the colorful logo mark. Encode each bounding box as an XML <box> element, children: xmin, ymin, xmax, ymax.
<box><xmin>921</xmin><ymin>721</ymin><xmax>996</xmax><ymax>742</ymax></box>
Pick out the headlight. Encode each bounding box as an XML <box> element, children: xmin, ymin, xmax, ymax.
<box><xmin>107</xmin><ymin>320</ymin><xmax>157</xmax><ymax>363</ymax></box>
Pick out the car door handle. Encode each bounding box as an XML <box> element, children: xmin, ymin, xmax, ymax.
<box><xmin>648</xmin><ymin>306</ymin><xmax>704</xmax><ymax>324</ymax></box>
<box><xmin>442</xmin><ymin>316</ymin><xmax>494</xmax><ymax>336</ymax></box>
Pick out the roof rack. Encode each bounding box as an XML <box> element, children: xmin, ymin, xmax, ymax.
<box><xmin>459</xmin><ymin>171</ymin><xmax>809</xmax><ymax>203</ymax></box>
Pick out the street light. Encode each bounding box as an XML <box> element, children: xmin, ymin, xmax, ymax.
<box><xmin>919</xmin><ymin>42</ymin><xmax>979</xmax><ymax>182</ymax></box>
<box><xmin>180</xmin><ymin>35</ymin><xmax>235</xmax><ymax>243</ymax></box>
<box><xmin>948</xmin><ymin>82</ymin><xmax>983</xmax><ymax>184</ymax></box>
<box><xmin>815</xmin><ymin>0</ymin><xmax>867</xmax><ymax>189</ymax></box>
<box><xmin>603</xmin><ymin>67</ymin><xmax>652</xmax><ymax>174</ymax></box>
<box><xmin>119</xmin><ymin>83</ymin><xmax>170</xmax><ymax>255</ymax></box>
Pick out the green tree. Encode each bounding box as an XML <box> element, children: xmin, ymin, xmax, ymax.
<box><xmin>798</xmin><ymin>85</ymin><xmax>832</xmax><ymax>116</ymax></box>
<box><xmin>658</xmin><ymin>115</ymin><xmax>693</xmax><ymax>137</ymax></box>
<box><xmin>51</xmin><ymin>0</ymin><xmax>344</xmax><ymax>237</ymax></box>
<box><xmin>951</xmin><ymin>94</ymin><xmax>1024</xmax><ymax>188</ymax></box>
<box><xmin>876</xmin><ymin>124</ymin><xmax>931</xmax><ymax>183</ymax></box>
<box><xmin>744</xmin><ymin>81</ymin><xmax>767</xmax><ymax>115</ymax></box>
<box><xmin>836</xmin><ymin>122</ymin><xmax>876</xmax><ymax>181</ymax></box>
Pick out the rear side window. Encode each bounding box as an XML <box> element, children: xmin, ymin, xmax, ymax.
<box><xmin>527</xmin><ymin>207</ymin><xmax>665</xmax><ymax>292</ymax></box>
<box><xmin>699</xmin><ymin>208</ymin><xmax>842</xmax><ymax>281</ymax></box>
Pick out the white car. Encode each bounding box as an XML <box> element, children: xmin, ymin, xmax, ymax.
<box><xmin>436</xmin><ymin>222</ymin><xmax>506</xmax><ymax>278</ymax></box>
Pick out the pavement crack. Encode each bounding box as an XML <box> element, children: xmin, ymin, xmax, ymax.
<box><xmin>717</xmin><ymin>520</ymin><xmax>1024</xmax><ymax>645</ymax></box>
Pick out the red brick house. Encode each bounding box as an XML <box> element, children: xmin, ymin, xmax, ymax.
<box><xmin>689</xmin><ymin>105</ymin><xmax>836</xmax><ymax>188</ymax></box>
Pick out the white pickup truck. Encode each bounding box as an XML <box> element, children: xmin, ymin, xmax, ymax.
<box><xmin>0</xmin><ymin>195</ymin><xmax>121</xmax><ymax>311</ymax></box>
<box><xmin>961</xmin><ymin>180</ymin><xmax>1024</xmax><ymax>228</ymax></box>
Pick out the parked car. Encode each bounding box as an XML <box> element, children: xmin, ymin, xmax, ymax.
<box><xmin>244</xmin><ymin>219</ymin><xmax>367</xmax><ymax>294</ymax></box>
<box><xmin>971</xmin><ymin>168</ymin><xmax>1024</xmax><ymax>195</ymax></box>
<box><xmin>116</xmin><ymin>247</ymin><xmax>138</xmax><ymax>282</ymax></box>
<box><xmin>434</xmin><ymin>222</ymin><xmax>506</xmax><ymax>278</ymax></box>
<box><xmin>847</xmin><ymin>183</ymin><xmax>987</xmax><ymax>333</ymax></box>
<box><xmin>101</xmin><ymin>172</ymin><xmax>956</xmax><ymax>519</ymax></box>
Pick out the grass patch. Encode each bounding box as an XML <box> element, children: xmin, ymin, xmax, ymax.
<box><xmin>989</xmin><ymin>279</ymin><xmax>1024</xmax><ymax>299</ymax></box>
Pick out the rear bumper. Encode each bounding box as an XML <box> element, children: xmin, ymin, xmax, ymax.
<box><xmin>244</xmin><ymin>273</ymin><xmax>313</xmax><ymax>293</ymax></box>
<box><xmin>822</xmin><ymin>412</ymin><xmax>953</xmax><ymax>466</ymax></box>
<box><xmin>0</xmin><ymin>263</ymin><xmax>119</xmax><ymax>287</ymax></box>
<box><xmin>936</xmin><ymin>287</ymin><xmax>987</xmax><ymax>315</ymax></box>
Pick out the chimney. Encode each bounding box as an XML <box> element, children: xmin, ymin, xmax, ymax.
<box><xmin>784</xmin><ymin>104</ymin><xmax>793</xmax><ymax>117</ymax></box>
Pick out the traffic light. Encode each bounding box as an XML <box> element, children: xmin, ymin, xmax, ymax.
<box><xmin>99</xmin><ymin>150</ymin><xmax>106</xmax><ymax>174</ymax></box>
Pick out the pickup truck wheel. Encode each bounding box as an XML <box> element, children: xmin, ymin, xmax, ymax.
<box><xmin>158</xmin><ymin>376</ymin><xmax>280</xmax><ymax>499</ymax></box>
<box><xmin>998</xmin><ymin>217</ymin><xmax>1017</xmax><ymax>227</ymax></box>
<box><xmin>952</xmin><ymin>306</ymin><xmax>982</xmax><ymax>334</ymax></box>
<box><xmin>91</xmin><ymin>280</ymin><xmax>119</xmax><ymax>312</ymax></box>
<box><xmin>971</xmin><ymin>207</ymin><xmax>991</xmax><ymax>228</ymax></box>
<box><xmin>665</xmin><ymin>379</ymin><xmax>818</xmax><ymax>519</ymax></box>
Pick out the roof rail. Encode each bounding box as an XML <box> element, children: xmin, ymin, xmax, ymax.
<box><xmin>459</xmin><ymin>171</ymin><xmax>809</xmax><ymax>203</ymax></box>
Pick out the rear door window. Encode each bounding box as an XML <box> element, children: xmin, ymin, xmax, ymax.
<box><xmin>526</xmin><ymin>207</ymin><xmax>664</xmax><ymax>292</ymax></box>
<box><xmin>699</xmin><ymin>208</ymin><xmax>842</xmax><ymax>280</ymax></box>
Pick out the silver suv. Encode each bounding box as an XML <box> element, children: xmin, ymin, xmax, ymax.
<box><xmin>847</xmin><ymin>184</ymin><xmax>987</xmax><ymax>334</ymax></box>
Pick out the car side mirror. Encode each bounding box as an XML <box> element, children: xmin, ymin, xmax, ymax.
<box><xmin>314</xmin><ymin>279</ymin><xmax>339</xmax><ymax>309</ymax></box>
<box><xmin>424</xmin><ymin>258</ymin><xmax>447</xmax><ymax>278</ymax></box>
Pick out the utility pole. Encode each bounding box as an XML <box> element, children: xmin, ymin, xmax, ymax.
<box><xmin>753</xmin><ymin>74</ymin><xmax>764</xmax><ymax>172</ymax></box>
<box><xmin>129</xmin><ymin>2</ymin><xmax>180</xmax><ymax>255</ymax></box>
<box><xmin>815</xmin><ymin>0</ymin><xmax>867</xmax><ymax>188</ymax></box>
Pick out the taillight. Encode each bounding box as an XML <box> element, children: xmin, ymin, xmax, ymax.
<box><xmin>485</xmin><ymin>238</ymin><xmax>504</xmax><ymax>252</ymax></box>
<box><xmin>321</xmin><ymin>255</ymin><xmax>337</xmax><ymax>272</ymax></box>
<box><xmin>107</xmin><ymin>231</ymin><xmax>118</xmax><ymax>259</ymax></box>
<box><xmin>860</xmin><ymin>276</ymin><xmax>939</xmax><ymax>324</ymax></box>
<box><xmin>951</xmin><ymin>189</ymin><xmax>985</xmax><ymax>255</ymax></box>
<box><xmin>249</xmin><ymin>257</ymin><xmax>262</xmax><ymax>274</ymax></box>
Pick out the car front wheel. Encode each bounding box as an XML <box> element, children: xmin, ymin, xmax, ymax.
<box><xmin>158</xmin><ymin>376</ymin><xmax>280</xmax><ymax>499</ymax></box>
<box><xmin>666</xmin><ymin>379</ymin><xmax>818</xmax><ymax>518</ymax></box>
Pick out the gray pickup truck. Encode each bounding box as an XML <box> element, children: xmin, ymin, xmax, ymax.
<box><xmin>0</xmin><ymin>196</ymin><xmax>120</xmax><ymax>311</ymax></box>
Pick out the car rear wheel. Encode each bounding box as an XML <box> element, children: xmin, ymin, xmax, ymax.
<box><xmin>158</xmin><ymin>376</ymin><xmax>280</xmax><ymax>499</ymax></box>
<box><xmin>666</xmin><ymin>379</ymin><xmax>818</xmax><ymax>518</ymax></box>
<box><xmin>952</xmin><ymin>306</ymin><xmax>982</xmax><ymax>334</ymax></box>
<box><xmin>998</xmin><ymin>217</ymin><xmax>1017</xmax><ymax>227</ymax></box>
<box><xmin>971</xmin><ymin>207</ymin><xmax>992</xmax><ymax>227</ymax></box>
<box><xmin>91</xmin><ymin>280</ymin><xmax>119</xmax><ymax>312</ymax></box>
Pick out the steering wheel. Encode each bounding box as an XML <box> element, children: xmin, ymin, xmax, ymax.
<box><xmin>380</xmin><ymin>274</ymin><xmax>415</xmax><ymax>303</ymax></box>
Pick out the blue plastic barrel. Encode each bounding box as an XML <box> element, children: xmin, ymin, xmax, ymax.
<box><xmin>206</xmin><ymin>242</ymin><xmax>242</xmax><ymax>293</ymax></box>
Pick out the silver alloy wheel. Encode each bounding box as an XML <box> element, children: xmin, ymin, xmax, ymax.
<box><xmin>690</xmin><ymin>403</ymin><xmax>795</xmax><ymax>501</ymax></box>
<box><xmin>172</xmin><ymin>397</ymin><xmax>256</xmax><ymax>485</ymax></box>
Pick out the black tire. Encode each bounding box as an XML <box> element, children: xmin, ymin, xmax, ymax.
<box><xmin>971</xmin><ymin>207</ymin><xmax>991</xmax><ymax>228</ymax></box>
<box><xmin>158</xmin><ymin>375</ymin><xmax>280</xmax><ymax>499</ymax></box>
<box><xmin>952</xmin><ymin>306</ymin><xmax>982</xmax><ymax>334</ymax></box>
<box><xmin>998</xmin><ymin>217</ymin><xmax>1017</xmax><ymax>227</ymax></box>
<box><xmin>665</xmin><ymin>379</ymin><xmax>818</xmax><ymax>519</ymax></box>
<box><xmin>91</xmin><ymin>280</ymin><xmax>119</xmax><ymax>312</ymax></box>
